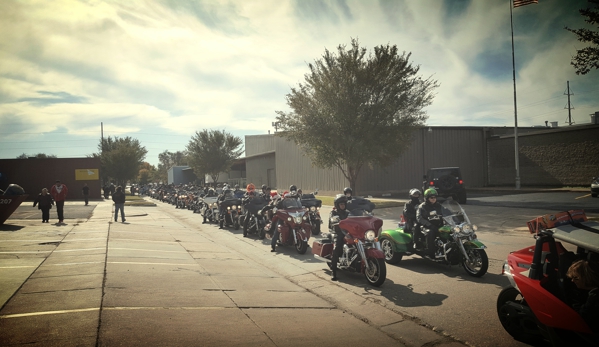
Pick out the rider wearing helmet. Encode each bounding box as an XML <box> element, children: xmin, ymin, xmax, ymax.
<box><xmin>343</xmin><ymin>187</ymin><xmax>353</xmax><ymax>201</ymax></box>
<box><xmin>403</xmin><ymin>189</ymin><xmax>421</xmax><ymax>236</ymax></box>
<box><xmin>417</xmin><ymin>188</ymin><xmax>444</xmax><ymax>256</ymax></box>
<box><xmin>328</xmin><ymin>195</ymin><xmax>350</xmax><ymax>281</ymax></box>
<box><xmin>288</xmin><ymin>185</ymin><xmax>298</xmax><ymax>196</ymax></box>
<box><xmin>217</xmin><ymin>188</ymin><xmax>233</xmax><ymax>229</ymax></box>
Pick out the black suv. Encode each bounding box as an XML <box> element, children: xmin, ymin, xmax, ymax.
<box><xmin>422</xmin><ymin>167</ymin><xmax>467</xmax><ymax>204</ymax></box>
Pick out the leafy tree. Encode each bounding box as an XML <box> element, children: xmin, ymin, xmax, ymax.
<box><xmin>98</xmin><ymin>136</ymin><xmax>147</xmax><ymax>187</ymax></box>
<box><xmin>566</xmin><ymin>0</ymin><xmax>599</xmax><ymax>75</ymax></box>
<box><xmin>138</xmin><ymin>162</ymin><xmax>156</xmax><ymax>185</ymax></box>
<box><xmin>16</xmin><ymin>153</ymin><xmax>57</xmax><ymax>159</ymax></box>
<box><xmin>275</xmin><ymin>39</ymin><xmax>438</xmax><ymax>192</ymax></box>
<box><xmin>186</xmin><ymin>130</ymin><xmax>243</xmax><ymax>184</ymax></box>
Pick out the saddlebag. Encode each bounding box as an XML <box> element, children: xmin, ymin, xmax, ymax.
<box><xmin>312</xmin><ymin>239</ymin><xmax>333</xmax><ymax>257</ymax></box>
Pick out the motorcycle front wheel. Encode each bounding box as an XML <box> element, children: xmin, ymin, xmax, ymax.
<box><xmin>295</xmin><ymin>239</ymin><xmax>308</xmax><ymax>254</ymax></box>
<box><xmin>364</xmin><ymin>257</ymin><xmax>386</xmax><ymax>287</ymax></box>
<box><xmin>381</xmin><ymin>238</ymin><xmax>403</xmax><ymax>264</ymax></box>
<box><xmin>462</xmin><ymin>249</ymin><xmax>488</xmax><ymax>277</ymax></box>
<box><xmin>311</xmin><ymin>220</ymin><xmax>321</xmax><ymax>235</ymax></box>
<box><xmin>497</xmin><ymin>287</ymin><xmax>540</xmax><ymax>343</ymax></box>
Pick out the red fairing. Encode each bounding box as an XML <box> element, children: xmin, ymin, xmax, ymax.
<box><xmin>277</xmin><ymin>223</ymin><xmax>290</xmax><ymax>243</ymax></box>
<box><xmin>508</xmin><ymin>243</ymin><xmax>592</xmax><ymax>333</ymax></box>
<box><xmin>365</xmin><ymin>248</ymin><xmax>384</xmax><ymax>259</ymax></box>
<box><xmin>339</xmin><ymin>216</ymin><xmax>383</xmax><ymax>239</ymax></box>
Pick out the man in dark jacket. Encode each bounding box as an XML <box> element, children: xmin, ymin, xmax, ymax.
<box><xmin>112</xmin><ymin>186</ymin><xmax>126</xmax><ymax>222</ymax></box>
<box><xmin>403</xmin><ymin>188</ymin><xmax>422</xmax><ymax>246</ymax></box>
<box><xmin>328</xmin><ymin>195</ymin><xmax>350</xmax><ymax>281</ymax></box>
<box><xmin>417</xmin><ymin>188</ymin><xmax>444</xmax><ymax>257</ymax></box>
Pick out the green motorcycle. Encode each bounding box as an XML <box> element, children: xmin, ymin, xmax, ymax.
<box><xmin>379</xmin><ymin>199</ymin><xmax>488</xmax><ymax>277</ymax></box>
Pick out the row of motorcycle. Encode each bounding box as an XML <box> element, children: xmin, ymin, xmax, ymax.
<box><xmin>147</xmin><ymin>185</ymin><xmax>490</xmax><ymax>288</ymax></box>
<box><xmin>147</xmin><ymin>185</ymin><xmax>388</xmax><ymax>287</ymax></box>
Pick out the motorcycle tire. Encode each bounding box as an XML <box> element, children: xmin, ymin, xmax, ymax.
<box><xmin>295</xmin><ymin>239</ymin><xmax>308</xmax><ymax>254</ymax></box>
<box><xmin>364</xmin><ymin>257</ymin><xmax>386</xmax><ymax>287</ymax></box>
<box><xmin>312</xmin><ymin>222</ymin><xmax>321</xmax><ymax>235</ymax></box>
<box><xmin>496</xmin><ymin>287</ymin><xmax>540</xmax><ymax>343</ymax></box>
<box><xmin>381</xmin><ymin>238</ymin><xmax>403</xmax><ymax>264</ymax></box>
<box><xmin>234</xmin><ymin>220</ymin><xmax>240</xmax><ymax>230</ymax></box>
<box><xmin>462</xmin><ymin>249</ymin><xmax>488</xmax><ymax>277</ymax></box>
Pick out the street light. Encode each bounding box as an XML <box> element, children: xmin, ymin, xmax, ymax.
<box><xmin>272</xmin><ymin>121</ymin><xmax>280</xmax><ymax>133</ymax></box>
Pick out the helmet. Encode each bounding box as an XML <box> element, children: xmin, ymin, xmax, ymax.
<box><xmin>289</xmin><ymin>185</ymin><xmax>297</xmax><ymax>192</ymax></box>
<box><xmin>334</xmin><ymin>195</ymin><xmax>348</xmax><ymax>210</ymax></box>
<box><xmin>261</xmin><ymin>184</ymin><xmax>267</xmax><ymax>190</ymax></box>
<box><xmin>343</xmin><ymin>187</ymin><xmax>352</xmax><ymax>196</ymax></box>
<box><xmin>409</xmin><ymin>188</ymin><xmax>421</xmax><ymax>198</ymax></box>
<box><xmin>246</xmin><ymin>183</ymin><xmax>256</xmax><ymax>192</ymax></box>
<box><xmin>424</xmin><ymin>188</ymin><xmax>438</xmax><ymax>199</ymax></box>
<box><xmin>234</xmin><ymin>184</ymin><xmax>239</xmax><ymax>189</ymax></box>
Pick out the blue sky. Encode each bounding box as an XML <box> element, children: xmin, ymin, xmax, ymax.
<box><xmin>0</xmin><ymin>0</ymin><xmax>597</xmax><ymax>167</ymax></box>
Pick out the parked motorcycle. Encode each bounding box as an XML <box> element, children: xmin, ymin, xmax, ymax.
<box><xmin>301</xmin><ymin>190</ymin><xmax>322</xmax><ymax>235</ymax></box>
<box><xmin>242</xmin><ymin>196</ymin><xmax>269</xmax><ymax>238</ymax></box>
<box><xmin>200</xmin><ymin>196</ymin><xmax>219</xmax><ymax>224</ymax></box>
<box><xmin>497</xmin><ymin>210</ymin><xmax>598</xmax><ymax>346</ymax></box>
<box><xmin>312</xmin><ymin>197</ymin><xmax>387</xmax><ymax>287</ymax></box>
<box><xmin>379</xmin><ymin>199</ymin><xmax>488</xmax><ymax>277</ymax></box>
<box><xmin>219</xmin><ymin>196</ymin><xmax>242</xmax><ymax>229</ymax></box>
<box><xmin>268</xmin><ymin>195</ymin><xmax>312</xmax><ymax>254</ymax></box>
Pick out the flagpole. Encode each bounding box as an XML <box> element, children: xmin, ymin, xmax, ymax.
<box><xmin>510</xmin><ymin>0</ymin><xmax>521</xmax><ymax>189</ymax></box>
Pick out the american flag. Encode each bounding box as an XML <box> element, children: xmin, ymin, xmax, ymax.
<box><xmin>513</xmin><ymin>0</ymin><xmax>538</xmax><ymax>8</ymax></box>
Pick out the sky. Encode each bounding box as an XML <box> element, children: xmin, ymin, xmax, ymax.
<box><xmin>1</xmin><ymin>0</ymin><xmax>598</xmax><ymax>167</ymax></box>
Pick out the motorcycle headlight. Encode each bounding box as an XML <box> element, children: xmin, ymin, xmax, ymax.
<box><xmin>232</xmin><ymin>205</ymin><xmax>237</xmax><ymax>210</ymax></box>
<box><xmin>462</xmin><ymin>224</ymin><xmax>472</xmax><ymax>234</ymax></box>
<box><xmin>472</xmin><ymin>225</ymin><xmax>478</xmax><ymax>231</ymax></box>
<box><xmin>294</xmin><ymin>216</ymin><xmax>303</xmax><ymax>224</ymax></box>
<box><xmin>287</xmin><ymin>217</ymin><xmax>292</xmax><ymax>222</ymax></box>
<box><xmin>453</xmin><ymin>226</ymin><xmax>461</xmax><ymax>233</ymax></box>
<box><xmin>365</xmin><ymin>230</ymin><xmax>376</xmax><ymax>241</ymax></box>
<box><xmin>310</xmin><ymin>206</ymin><xmax>316</xmax><ymax>212</ymax></box>
<box><xmin>303</xmin><ymin>216</ymin><xmax>307</xmax><ymax>220</ymax></box>
<box><xmin>227</xmin><ymin>206</ymin><xmax>231</xmax><ymax>210</ymax></box>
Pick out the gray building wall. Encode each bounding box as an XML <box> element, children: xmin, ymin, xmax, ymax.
<box><xmin>355</xmin><ymin>127</ymin><xmax>487</xmax><ymax>195</ymax></box>
<box><xmin>245</xmin><ymin>153</ymin><xmax>276</xmax><ymax>189</ymax></box>
<box><xmin>488</xmin><ymin>124</ymin><xmax>599</xmax><ymax>186</ymax></box>
<box><xmin>245</xmin><ymin>134</ymin><xmax>276</xmax><ymax>156</ymax></box>
<box><xmin>274</xmin><ymin>137</ymin><xmax>346</xmax><ymax>194</ymax></box>
<box><xmin>245</xmin><ymin>124</ymin><xmax>597</xmax><ymax>196</ymax></box>
<box><xmin>167</xmin><ymin>166</ymin><xmax>197</xmax><ymax>185</ymax></box>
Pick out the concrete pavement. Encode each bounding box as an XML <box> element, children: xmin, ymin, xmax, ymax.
<box><xmin>0</xmin><ymin>198</ymin><xmax>469</xmax><ymax>347</ymax></box>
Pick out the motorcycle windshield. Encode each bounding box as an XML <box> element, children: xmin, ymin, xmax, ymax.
<box><xmin>441</xmin><ymin>200</ymin><xmax>470</xmax><ymax>226</ymax></box>
<box><xmin>279</xmin><ymin>197</ymin><xmax>303</xmax><ymax>210</ymax></box>
<box><xmin>339</xmin><ymin>216</ymin><xmax>384</xmax><ymax>238</ymax></box>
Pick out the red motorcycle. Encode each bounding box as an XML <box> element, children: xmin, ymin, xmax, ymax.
<box><xmin>497</xmin><ymin>210</ymin><xmax>599</xmax><ymax>346</ymax></box>
<box><xmin>269</xmin><ymin>195</ymin><xmax>312</xmax><ymax>254</ymax></box>
<box><xmin>312</xmin><ymin>197</ymin><xmax>386</xmax><ymax>287</ymax></box>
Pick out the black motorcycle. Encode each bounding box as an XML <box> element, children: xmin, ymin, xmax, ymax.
<box><xmin>301</xmin><ymin>190</ymin><xmax>322</xmax><ymax>235</ymax></box>
<box><xmin>242</xmin><ymin>197</ymin><xmax>269</xmax><ymax>238</ymax></box>
<box><xmin>219</xmin><ymin>197</ymin><xmax>242</xmax><ymax>229</ymax></box>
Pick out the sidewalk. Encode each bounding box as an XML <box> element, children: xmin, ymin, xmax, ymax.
<box><xmin>0</xmin><ymin>199</ymin><xmax>468</xmax><ymax>347</ymax></box>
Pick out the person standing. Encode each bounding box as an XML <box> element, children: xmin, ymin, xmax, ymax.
<box><xmin>82</xmin><ymin>183</ymin><xmax>90</xmax><ymax>206</ymax></box>
<box><xmin>112</xmin><ymin>186</ymin><xmax>126</xmax><ymax>222</ymax></box>
<box><xmin>33</xmin><ymin>188</ymin><xmax>54</xmax><ymax>223</ymax></box>
<box><xmin>50</xmin><ymin>180</ymin><xmax>68</xmax><ymax>224</ymax></box>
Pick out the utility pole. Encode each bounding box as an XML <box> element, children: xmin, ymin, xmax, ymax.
<box><xmin>509</xmin><ymin>0</ymin><xmax>521</xmax><ymax>189</ymax></box>
<box><xmin>564</xmin><ymin>81</ymin><xmax>574</xmax><ymax>125</ymax></box>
